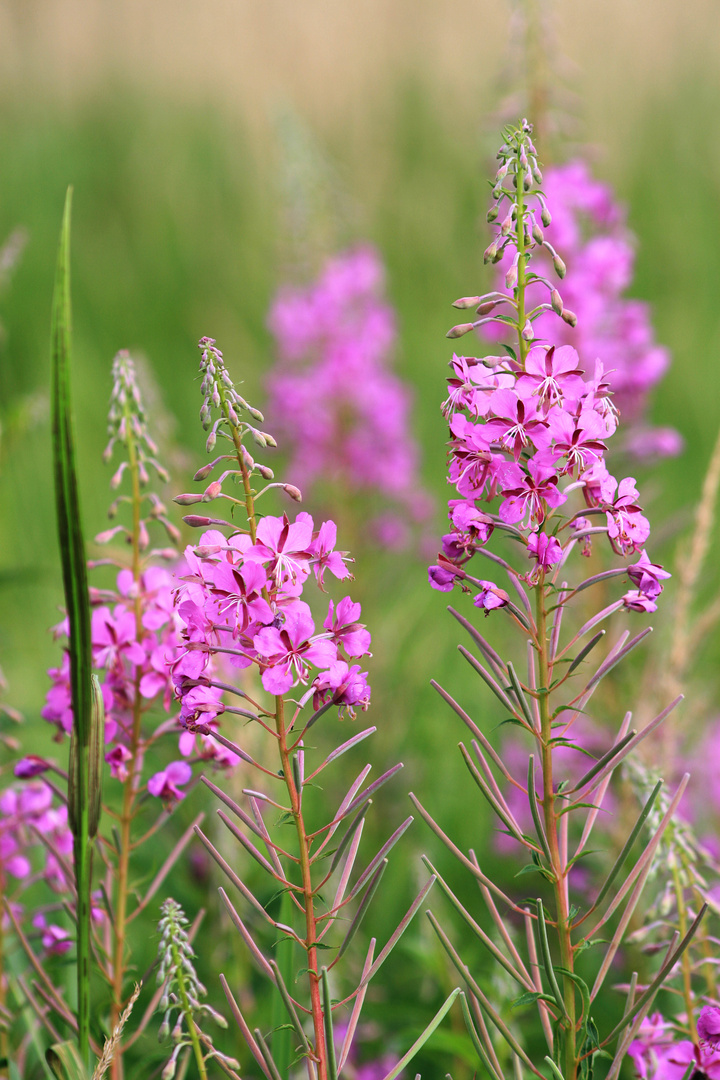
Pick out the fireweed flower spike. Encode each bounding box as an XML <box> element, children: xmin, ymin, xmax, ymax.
<box><xmin>15</xmin><ymin>351</ymin><xmax>202</xmax><ymax>1075</ymax></box>
<box><xmin>424</xmin><ymin>122</ymin><xmax>695</xmax><ymax>1080</ymax></box>
<box><xmin>482</xmin><ymin>158</ymin><xmax>681</xmax><ymax>462</ymax></box>
<box><xmin>172</xmin><ymin>336</ymin><xmax>448</xmax><ymax>1080</ymax></box>
<box><xmin>266</xmin><ymin>246</ymin><xmax>434</xmax><ymax>550</ymax></box>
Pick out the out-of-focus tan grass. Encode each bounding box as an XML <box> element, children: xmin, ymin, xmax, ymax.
<box><xmin>1</xmin><ymin>0</ymin><xmax>718</xmax><ymax>157</ymax></box>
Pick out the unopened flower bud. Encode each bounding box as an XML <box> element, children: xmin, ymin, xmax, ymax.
<box><xmin>182</xmin><ymin>515</ymin><xmax>214</xmax><ymax>528</ymax></box>
<box><xmin>202</xmin><ymin>481</ymin><xmax>222</xmax><ymax>502</ymax></box>
<box><xmin>205</xmin><ymin>429</ymin><xmax>217</xmax><ymax>454</ymax></box>
<box><xmin>446</xmin><ymin>323</ymin><xmax>474</xmax><ymax>339</ymax></box>
<box><xmin>541</xmin><ymin>206</ymin><xmax>552</xmax><ymax>227</ymax></box>
<box><xmin>486</xmin><ymin>205</ymin><xmax>499</xmax><ymax>223</ymax></box>
<box><xmin>250</xmin><ymin>428</ymin><xmax>267</xmax><ymax>448</ymax></box>
<box><xmin>523</xmin><ymin>171</ymin><xmax>532</xmax><ymax>191</ymax></box>
<box><xmin>193</xmin><ymin>462</ymin><xmax>214</xmax><ymax>482</ymax></box>
<box><xmin>521</xmin><ymin>319</ymin><xmax>534</xmax><ymax>340</ymax></box>
<box><xmin>283</xmin><ymin>484</ymin><xmax>302</xmax><ymax>502</ymax></box>
<box><xmin>452</xmin><ymin>296</ymin><xmax>482</xmax><ymax>310</ymax></box>
<box><xmin>256</xmin><ymin>463</ymin><xmax>274</xmax><ymax>479</ymax></box>
<box><xmin>505</xmin><ymin>261</ymin><xmax>519</xmax><ymax>291</ymax></box>
<box><xmin>495</xmin><ymin>162</ymin><xmax>509</xmax><ymax>181</ymax></box>
<box><xmin>532</xmin><ymin>166</ymin><xmax>543</xmax><ymax>185</ymax></box>
<box><xmin>561</xmin><ymin>308</ymin><xmax>578</xmax><ymax>327</ymax></box>
<box><xmin>475</xmin><ymin>299</ymin><xmax>496</xmax><ymax>316</ymax></box>
<box><xmin>138</xmin><ymin>521</ymin><xmax>150</xmax><ymax>551</ymax></box>
<box><xmin>226</xmin><ymin>404</ymin><xmax>239</xmax><ymax>426</ymax></box>
<box><xmin>532</xmin><ymin>223</ymin><xmax>544</xmax><ymax>245</ymax></box>
<box><xmin>173</xmin><ymin>493</ymin><xmax>204</xmax><ymax>506</ymax></box>
<box><xmin>110</xmin><ymin>462</ymin><xmax>128</xmax><ymax>490</ymax></box>
<box><xmin>483</xmin><ymin>241</ymin><xmax>499</xmax><ymax>264</ymax></box>
<box><xmin>552</xmin><ymin>254</ymin><xmax>567</xmax><ymax>279</ymax></box>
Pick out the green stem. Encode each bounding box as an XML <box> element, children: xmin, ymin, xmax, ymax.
<box><xmin>170</xmin><ymin>939</ymin><xmax>208</xmax><ymax>1080</ymax></box>
<box><xmin>516</xmin><ymin>145</ymin><xmax>529</xmax><ymax>370</ymax></box>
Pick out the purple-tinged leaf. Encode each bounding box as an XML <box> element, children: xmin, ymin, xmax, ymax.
<box><xmin>195</xmin><ymin>826</ymin><xmax>298</xmax><ymax>922</ymax></box>
<box><xmin>458</xmin><ymin>647</ymin><xmax>522</xmax><ymax>720</ymax></box>
<box><xmin>566</xmin><ymin>726</ymin><xmax>636</xmax><ymax>795</ymax></box>
<box><xmin>411</xmin><ymin>795</ymin><xmax>526</xmax><ymax>915</ymax></box>
<box><xmin>336</xmin><ymin>859</ymin><xmax>388</xmax><ymax>960</ymax></box>
<box><xmin>447</xmin><ymin>607</ymin><xmax>507</xmax><ymax>678</ymax></box>
<box><xmin>588</xmin><ymin>774</ymin><xmax>690</xmax><ymax>998</ymax></box>
<box><xmin>328</xmin><ymin>817</ymin><xmax>366</xmax><ymax>920</ymax></box>
<box><xmin>431</xmin><ymin>681</ymin><xmax>514</xmax><ymax>782</ymax></box>
<box><xmin>458</xmin><ymin>746</ymin><xmax>532</xmax><ymax>849</ymax></box>
<box><xmin>307</xmin><ymin>727</ymin><xmax>377</xmax><ymax>781</ymax></box>
<box><xmin>351</xmin><ymin>816</ymin><xmax>414</xmax><ymax>895</ymax></box>
<box><xmin>426</xmin><ymin>913</ymin><xmax>542</xmax><ymax>1075</ymax></box>
<box><xmin>340</xmin><ymin>764</ymin><xmax>404</xmax><ymax>821</ymax></box>
<box><xmin>468</xmin><ymin>992</ymin><xmax>505</xmax><ymax>1079</ymax></box>
<box><xmin>358</xmin><ymin>875</ymin><xmax>436</xmax><ymax>985</ymax></box>
<box><xmin>338</xmin><ymin>939</ymin><xmax>375</xmax><ymax>1071</ymax></box>
<box><xmin>16</xmin><ymin>974</ymin><xmax>63</xmax><ymax>1046</ymax></box>
<box><xmin>217</xmin><ymin>810</ymin><xmax>288</xmax><ymax>882</ymax></box>
<box><xmin>572</xmin><ymin>697</ymin><xmax>682</xmax><ymax>798</ymax></box>
<box><xmin>558</xmin><ymin>600</ymin><xmax>623</xmax><ymax>657</ymax></box>
<box><xmin>422</xmin><ymin>856</ymin><xmax>534</xmax><ymax>991</ymax></box>
<box><xmin>325</xmin><ymin>803</ymin><xmax>372</xmax><ymax>875</ymax></box>
<box><xmin>585</xmin><ymin>627</ymin><xmax>653</xmax><ymax>690</ymax></box>
<box><xmin>218</xmin><ymin>887</ymin><xmax>278</xmax><ymax>979</ymax></box>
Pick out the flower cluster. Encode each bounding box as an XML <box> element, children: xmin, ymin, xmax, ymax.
<box><xmin>431</xmin><ymin>122</ymin><xmax>669</xmax><ymax>615</ymax></box>
<box><xmin>0</xmin><ymin>780</ymin><xmax>75</xmax><ymax>952</ymax></box>
<box><xmin>629</xmin><ymin>1009</ymin><xmax>720</xmax><ymax>1079</ymax></box>
<box><xmin>482</xmin><ymin>159</ymin><xmax>680</xmax><ymax>461</ymax></box>
<box><xmin>173</xmin><ymin>338</ymin><xmax>372</xmax><ymax>725</ymax></box>
<box><xmin>266</xmin><ymin>245</ymin><xmax>432</xmax><ymax>548</ymax></box>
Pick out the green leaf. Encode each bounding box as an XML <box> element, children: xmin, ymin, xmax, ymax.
<box><xmin>50</xmin><ymin>186</ymin><xmax>95</xmax><ymax>1069</ymax></box>
<box><xmin>46</xmin><ymin>1042</ymin><xmax>88</xmax><ymax>1080</ymax></box>
<box><xmin>380</xmin><ymin>989</ymin><xmax>462</xmax><ymax>1080</ymax></box>
<box><xmin>270</xmin><ymin>892</ymin><xmax>295</xmax><ymax>1076</ymax></box>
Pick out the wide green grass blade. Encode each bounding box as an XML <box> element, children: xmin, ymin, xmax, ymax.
<box><xmin>50</xmin><ymin>186</ymin><xmax>96</xmax><ymax>1070</ymax></box>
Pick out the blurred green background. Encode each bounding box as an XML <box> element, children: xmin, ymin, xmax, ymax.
<box><xmin>2</xmin><ymin>0</ymin><xmax>720</xmax><ymax>1073</ymax></box>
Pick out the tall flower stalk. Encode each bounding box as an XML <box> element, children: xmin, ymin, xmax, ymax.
<box><xmin>172</xmin><ymin>337</ymin><xmax>455</xmax><ymax>1080</ymax></box>
<box><xmin>424</xmin><ymin>121</ymin><xmax>700</xmax><ymax>1079</ymax></box>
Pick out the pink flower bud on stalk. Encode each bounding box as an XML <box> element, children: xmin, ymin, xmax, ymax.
<box><xmin>424</xmin><ymin>121</ymin><xmax>689</xmax><ymax>1079</ymax></box>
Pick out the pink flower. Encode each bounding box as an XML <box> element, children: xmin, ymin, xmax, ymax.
<box><xmin>106</xmin><ymin>745</ymin><xmax>133</xmax><ymax>781</ymax></box>
<box><xmin>527</xmin><ymin>532</ymin><xmax>563</xmax><ymax>569</ymax></box>
<box><xmin>248</xmin><ymin>513</ymin><xmax>314</xmax><ymax>587</ymax></box>
<box><xmin>32</xmin><ymin>914</ymin><xmax>72</xmax><ymax>956</ymax></box>
<box><xmin>516</xmin><ymin>345</ymin><xmax>584</xmax><ymax>411</ymax></box>
<box><xmin>310</xmin><ymin>521</ymin><xmax>353</xmax><ymax>589</ymax></box>
<box><xmin>498</xmin><ymin>455</ymin><xmax>566</xmax><ymax>528</ymax></box>
<box><xmin>627</xmin><ymin>550</ymin><xmax>671</xmax><ymax>601</ymax></box>
<box><xmin>698</xmin><ymin>1007</ymin><xmax>720</xmax><ymax>1048</ymax></box>
<box><xmin>147</xmin><ymin>761</ymin><xmax>192</xmax><ymax>802</ymax></box>
<box><xmin>253</xmin><ymin>607</ymin><xmax>337</xmax><ymax>695</ymax></box>
<box><xmin>324</xmin><ymin>598</ymin><xmax>371</xmax><ymax>657</ymax></box>
<box><xmin>473</xmin><ymin>581</ymin><xmax>509</xmax><ymax>613</ymax></box>
<box><xmin>312</xmin><ymin>661</ymin><xmax>371</xmax><ymax>718</ymax></box>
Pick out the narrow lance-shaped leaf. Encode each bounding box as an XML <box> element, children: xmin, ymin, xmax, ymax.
<box><xmin>321</xmin><ymin>968</ymin><xmax>338</xmax><ymax>1080</ymax></box>
<box><xmin>590</xmin><ymin>780</ymin><xmax>662</xmax><ymax>912</ymax></box>
<box><xmin>379</xmin><ymin>988</ymin><xmax>463</xmax><ymax>1080</ymax></box>
<box><xmin>50</xmin><ymin>186</ymin><xmax>96</xmax><ymax>1068</ymax></box>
